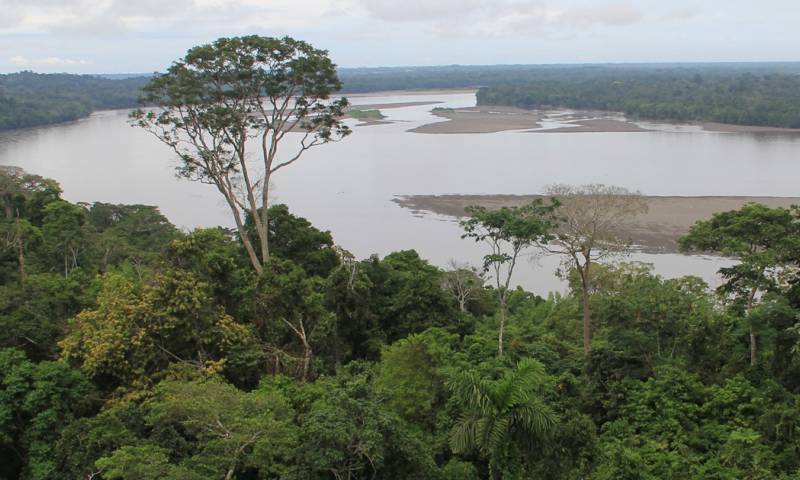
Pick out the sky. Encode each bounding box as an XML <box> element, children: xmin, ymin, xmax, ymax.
<box><xmin>1</xmin><ymin>0</ymin><xmax>798</xmax><ymax>73</ymax></box>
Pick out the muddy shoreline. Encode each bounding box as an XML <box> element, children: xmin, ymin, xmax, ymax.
<box><xmin>400</xmin><ymin>101</ymin><xmax>800</xmax><ymax>135</ymax></box>
<box><xmin>393</xmin><ymin>194</ymin><xmax>800</xmax><ymax>254</ymax></box>
<box><xmin>408</xmin><ymin>106</ymin><xmax>543</xmax><ymax>134</ymax></box>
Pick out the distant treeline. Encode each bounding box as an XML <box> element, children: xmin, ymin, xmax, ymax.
<box><xmin>338</xmin><ymin>62</ymin><xmax>800</xmax><ymax>92</ymax></box>
<box><xmin>0</xmin><ymin>72</ymin><xmax>148</xmax><ymax>130</ymax></box>
<box><xmin>474</xmin><ymin>65</ymin><xmax>800</xmax><ymax>128</ymax></box>
<box><xmin>5</xmin><ymin>63</ymin><xmax>800</xmax><ymax>130</ymax></box>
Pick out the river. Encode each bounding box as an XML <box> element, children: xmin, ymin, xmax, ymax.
<box><xmin>3</xmin><ymin>91</ymin><xmax>799</xmax><ymax>293</ymax></box>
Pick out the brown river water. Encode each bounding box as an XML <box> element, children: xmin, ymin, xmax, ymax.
<box><xmin>3</xmin><ymin>91</ymin><xmax>799</xmax><ymax>293</ymax></box>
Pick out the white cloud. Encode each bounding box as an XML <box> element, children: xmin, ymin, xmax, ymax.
<box><xmin>9</xmin><ymin>55</ymin><xmax>90</xmax><ymax>67</ymax></box>
<box><xmin>0</xmin><ymin>0</ymin><xmax>348</xmax><ymax>34</ymax></box>
<box><xmin>349</xmin><ymin>0</ymin><xmax>648</xmax><ymax>37</ymax></box>
<box><xmin>557</xmin><ymin>2</ymin><xmax>643</xmax><ymax>27</ymax></box>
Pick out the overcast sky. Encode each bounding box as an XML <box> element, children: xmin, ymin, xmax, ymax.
<box><xmin>1</xmin><ymin>0</ymin><xmax>798</xmax><ymax>73</ymax></box>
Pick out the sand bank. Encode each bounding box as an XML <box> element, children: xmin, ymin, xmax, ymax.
<box><xmin>531</xmin><ymin>118</ymin><xmax>648</xmax><ymax>133</ymax></box>
<box><xmin>393</xmin><ymin>194</ymin><xmax>800</xmax><ymax>254</ymax></box>
<box><xmin>406</xmin><ymin>103</ymin><xmax>800</xmax><ymax>135</ymax></box>
<box><xmin>699</xmin><ymin>122</ymin><xmax>800</xmax><ymax>133</ymax></box>
<box><xmin>408</xmin><ymin>106</ymin><xmax>543</xmax><ymax>134</ymax></box>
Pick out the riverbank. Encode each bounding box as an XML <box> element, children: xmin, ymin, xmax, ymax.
<box><xmin>404</xmin><ymin>102</ymin><xmax>800</xmax><ymax>135</ymax></box>
<box><xmin>346</xmin><ymin>100</ymin><xmax>444</xmax><ymax>126</ymax></box>
<box><xmin>393</xmin><ymin>194</ymin><xmax>800</xmax><ymax>253</ymax></box>
<box><xmin>408</xmin><ymin>106</ymin><xmax>543</xmax><ymax>134</ymax></box>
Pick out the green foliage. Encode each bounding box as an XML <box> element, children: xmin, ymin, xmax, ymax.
<box><xmin>0</xmin><ymin>348</ymin><xmax>95</xmax><ymax>480</ymax></box>
<box><xmin>95</xmin><ymin>444</ymin><xmax>179</xmax><ymax>480</ymax></box>
<box><xmin>461</xmin><ymin>199</ymin><xmax>559</xmax><ymax>356</ymax></box>
<box><xmin>59</xmin><ymin>271</ymin><xmax>262</xmax><ymax>391</ymax></box>
<box><xmin>348</xmin><ymin>109</ymin><xmax>386</xmax><ymax>120</ymax></box>
<box><xmin>0</xmin><ymin>72</ymin><xmax>147</xmax><ymax>130</ymax></box>
<box><xmin>376</xmin><ymin>329</ymin><xmax>458</xmax><ymax>425</ymax></box>
<box><xmin>476</xmin><ymin>67</ymin><xmax>800</xmax><ymax>128</ymax></box>
<box><xmin>247</xmin><ymin>203</ymin><xmax>340</xmax><ymax>277</ymax></box>
<box><xmin>252</xmin><ymin>257</ymin><xmax>334</xmax><ymax>379</ymax></box>
<box><xmin>449</xmin><ymin>358</ymin><xmax>557</xmax><ymax>478</ymax></box>
<box><xmin>90</xmin><ymin>378</ymin><xmax>297</xmax><ymax>479</ymax></box>
<box><xmin>681</xmin><ymin>204</ymin><xmax>798</xmax><ymax>304</ymax></box>
<box><xmin>287</xmin><ymin>364</ymin><xmax>437</xmax><ymax>479</ymax></box>
<box><xmin>0</xmin><ymin>272</ymin><xmax>96</xmax><ymax>359</ymax></box>
<box><xmin>86</xmin><ymin>202</ymin><xmax>178</xmax><ymax>271</ymax></box>
<box><xmin>362</xmin><ymin>250</ymin><xmax>459</xmax><ymax>342</ymax></box>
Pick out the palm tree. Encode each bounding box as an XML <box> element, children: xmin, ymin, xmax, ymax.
<box><xmin>448</xmin><ymin>358</ymin><xmax>557</xmax><ymax>478</ymax></box>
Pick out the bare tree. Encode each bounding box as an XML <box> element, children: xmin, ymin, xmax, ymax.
<box><xmin>441</xmin><ymin>259</ymin><xmax>485</xmax><ymax>313</ymax></box>
<box><xmin>544</xmin><ymin>184</ymin><xmax>648</xmax><ymax>355</ymax></box>
<box><xmin>132</xmin><ymin>36</ymin><xmax>350</xmax><ymax>274</ymax></box>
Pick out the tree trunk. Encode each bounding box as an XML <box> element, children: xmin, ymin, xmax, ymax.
<box><xmin>580</xmin><ymin>261</ymin><xmax>591</xmax><ymax>355</ymax></box>
<box><xmin>297</xmin><ymin>318</ymin><xmax>312</xmax><ymax>382</ymax></box>
<box><xmin>225</xmin><ymin>465</ymin><xmax>236</xmax><ymax>480</ymax></box>
<box><xmin>229</xmin><ymin>206</ymin><xmax>262</xmax><ymax>274</ymax></box>
<box><xmin>746</xmin><ymin>285</ymin><xmax>758</xmax><ymax>366</ymax></box>
<box><xmin>302</xmin><ymin>340</ymin><xmax>312</xmax><ymax>382</ymax></box>
<box><xmin>498</xmin><ymin>295</ymin><xmax>507</xmax><ymax>357</ymax></box>
<box><xmin>582</xmin><ymin>290</ymin><xmax>591</xmax><ymax>355</ymax></box>
<box><xmin>258</xmin><ymin>175</ymin><xmax>271</xmax><ymax>263</ymax></box>
<box><xmin>15</xmin><ymin>216</ymin><xmax>25</xmax><ymax>283</ymax></box>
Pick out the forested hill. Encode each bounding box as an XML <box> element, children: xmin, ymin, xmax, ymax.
<box><xmin>0</xmin><ymin>72</ymin><xmax>148</xmax><ymax>130</ymax></box>
<box><xmin>475</xmin><ymin>66</ymin><xmax>800</xmax><ymax>128</ymax></box>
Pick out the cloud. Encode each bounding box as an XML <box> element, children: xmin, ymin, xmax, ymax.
<box><xmin>0</xmin><ymin>0</ymin><xmax>345</xmax><ymax>35</ymax></box>
<box><xmin>9</xmin><ymin>55</ymin><xmax>90</xmax><ymax>67</ymax></box>
<box><xmin>356</xmin><ymin>0</ymin><xmax>487</xmax><ymax>22</ymax></box>
<box><xmin>350</xmin><ymin>0</ymin><xmax>646</xmax><ymax>36</ymax></box>
<box><xmin>557</xmin><ymin>2</ymin><xmax>643</xmax><ymax>27</ymax></box>
<box><xmin>661</xmin><ymin>7</ymin><xmax>700</xmax><ymax>21</ymax></box>
<box><xmin>0</xmin><ymin>0</ymin><xmax>648</xmax><ymax>37</ymax></box>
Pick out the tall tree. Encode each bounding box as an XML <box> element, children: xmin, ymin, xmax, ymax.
<box><xmin>461</xmin><ymin>200</ymin><xmax>558</xmax><ymax>356</ymax></box>
<box><xmin>544</xmin><ymin>184</ymin><xmax>647</xmax><ymax>355</ymax></box>
<box><xmin>132</xmin><ymin>36</ymin><xmax>350</xmax><ymax>274</ymax></box>
<box><xmin>680</xmin><ymin>203</ymin><xmax>798</xmax><ymax>366</ymax></box>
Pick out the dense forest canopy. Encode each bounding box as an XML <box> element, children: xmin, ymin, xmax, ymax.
<box><xmin>0</xmin><ymin>72</ymin><xmax>148</xmax><ymax>129</ymax></box>
<box><xmin>476</xmin><ymin>66</ymin><xmax>800</xmax><ymax>128</ymax></box>
<box><xmin>3</xmin><ymin>163</ymin><xmax>800</xmax><ymax>479</ymax></box>
<box><xmin>4</xmin><ymin>62</ymin><xmax>800</xmax><ymax>130</ymax></box>
<box><xmin>338</xmin><ymin>62</ymin><xmax>800</xmax><ymax>92</ymax></box>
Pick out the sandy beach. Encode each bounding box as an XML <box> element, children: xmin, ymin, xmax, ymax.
<box><xmin>408</xmin><ymin>106</ymin><xmax>652</xmax><ymax>134</ymax></box>
<box><xmin>393</xmin><ymin>194</ymin><xmax>800</xmax><ymax>253</ymax></box>
<box><xmin>408</xmin><ymin>106</ymin><xmax>543</xmax><ymax>134</ymax></box>
<box><xmin>532</xmin><ymin>118</ymin><xmax>648</xmax><ymax>133</ymax></box>
<box><xmin>370</xmin><ymin>94</ymin><xmax>800</xmax><ymax>135</ymax></box>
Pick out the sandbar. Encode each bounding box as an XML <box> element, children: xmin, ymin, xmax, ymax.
<box><xmin>393</xmin><ymin>194</ymin><xmax>800</xmax><ymax>254</ymax></box>
<box><xmin>408</xmin><ymin>106</ymin><xmax>543</xmax><ymax>134</ymax></box>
